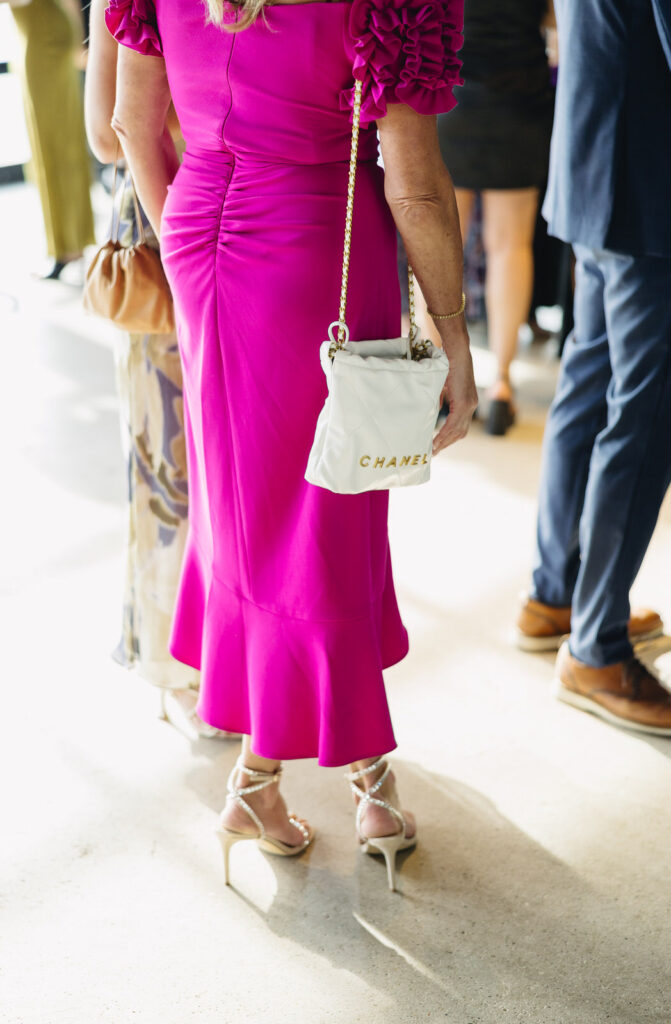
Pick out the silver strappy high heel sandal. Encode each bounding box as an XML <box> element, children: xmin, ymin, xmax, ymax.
<box><xmin>347</xmin><ymin>758</ymin><xmax>416</xmax><ymax>892</ymax></box>
<box><xmin>216</xmin><ymin>757</ymin><xmax>314</xmax><ymax>885</ymax></box>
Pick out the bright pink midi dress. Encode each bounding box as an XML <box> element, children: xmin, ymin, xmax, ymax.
<box><xmin>106</xmin><ymin>0</ymin><xmax>463</xmax><ymax>766</ymax></box>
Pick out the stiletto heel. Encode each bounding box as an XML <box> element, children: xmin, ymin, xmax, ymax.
<box><xmin>217</xmin><ymin>757</ymin><xmax>314</xmax><ymax>886</ymax></box>
<box><xmin>216</xmin><ymin>829</ymin><xmax>249</xmax><ymax>886</ymax></box>
<box><xmin>346</xmin><ymin>758</ymin><xmax>416</xmax><ymax>892</ymax></box>
<box><xmin>364</xmin><ymin>834</ymin><xmax>409</xmax><ymax>891</ymax></box>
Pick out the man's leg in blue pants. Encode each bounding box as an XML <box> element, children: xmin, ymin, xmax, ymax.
<box><xmin>569</xmin><ymin>249</ymin><xmax>671</xmax><ymax>667</ymax></box>
<box><xmin>531</xmin><ymin>247</ymin><xmax>613</xmax><ymax>608</ymax></box>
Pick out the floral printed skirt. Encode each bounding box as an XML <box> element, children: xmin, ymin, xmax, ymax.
<box><xmin>111</xmin><ymin>175</ymin><xmax>198</xmax><ymax>690</ymax></box>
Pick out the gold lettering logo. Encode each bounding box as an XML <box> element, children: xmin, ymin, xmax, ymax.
<box><xmin>358</xmin><ymin>453</ymin><xmax>431</xmax><ymax>469</ymax></box>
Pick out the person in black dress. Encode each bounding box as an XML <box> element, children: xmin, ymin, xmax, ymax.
<box><xmin>425</xmin><ymin>0</ymin><xmax>556</xmax><ymax>435</ymax></box>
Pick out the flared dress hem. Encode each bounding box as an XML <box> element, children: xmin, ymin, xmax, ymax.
<box><xmin>169</xmin><ymin>538</ymin><xmax>409</xmax><ymax>767</ymax></box>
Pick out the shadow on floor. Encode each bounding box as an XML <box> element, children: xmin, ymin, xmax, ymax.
<box><xmin>186</xmin><ymin>752</ymin><xmax>668</xmax><ymax>1024</ymax></box>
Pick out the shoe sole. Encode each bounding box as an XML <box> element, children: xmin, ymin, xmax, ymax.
<box><xmin>516</xmin><ymin>624</ymin><xmax>664</xmax><ymax>654</ymax></box>
<box><xmin>360</xmin><ymin>836</ymin><xmax>417</xmax><ymax>856</ymax></box>
<box><xmin>258</xmin><ymin>833</ymin><xmax>315</xmax><ymax>857</ymax></box>
<box><xmin>515</xmin><ymin>630</ymin><xmax>567</xmax><ymax>652</ymax></box>
<box><xmin>554</xmin><ymin>679</ymin><xmax>671</xmax><ymax>737</ymax></box>
<box><xmin>630</xmin><ymin>624</ymin><xmax>665</xmax><ymax>645</ymax></box>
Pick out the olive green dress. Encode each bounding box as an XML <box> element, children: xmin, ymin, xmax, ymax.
<box><xmin>11</xmin><ymin>0</ymin><xmax>95</xmax><ymax>258</ymax></box>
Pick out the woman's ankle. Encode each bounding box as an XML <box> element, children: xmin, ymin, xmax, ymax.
<box><xmin>489</xmin><ymin>376</ymin><xmax>514</xmax><ymax>402</ymax></box>
<box><xmin>239</xmin><ymin>737</ymin><xmax>281</xmax><ymax>776</ymax></box>
<box><xmin>350</xmin><ymin>756</ymin><xmax>390</xmax><ymax>791</ymax></box>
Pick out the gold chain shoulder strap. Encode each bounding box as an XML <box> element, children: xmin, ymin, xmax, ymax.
<box><xmin>333</xmin><ymin>78</ymin><xmax>417</xmax><ymax>350</ymax></box>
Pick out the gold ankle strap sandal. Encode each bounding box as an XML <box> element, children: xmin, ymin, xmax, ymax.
<box><xmin>216</xmin><ymin>757</ymin><xmax>313</xmax><ymax>886</ymax></box>
<box><xmin>346</xmin><ymin>758</ymin><xmax>416</xmax><ymax>892</ymax></box>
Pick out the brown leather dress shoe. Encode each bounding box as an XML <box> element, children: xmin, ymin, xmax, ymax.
<box><xmin>516</xmin><ymin>597</ymin><xmax>663</xmax><ymax>652</ymax></box>
<box><xmin>555</xmin><ymin>641</ymin><xmax>671</xmax><ymax>736</ymax></box>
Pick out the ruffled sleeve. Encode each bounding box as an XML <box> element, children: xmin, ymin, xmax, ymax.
<box><xmin>342</xmin><ymin>0</ymin><xmax>464</xmax><ymax>124</ymax></box>
<box><xmin>105</xmin><ymin>0</ymin><xmax>163</xmax><ymax>57</ymax></box>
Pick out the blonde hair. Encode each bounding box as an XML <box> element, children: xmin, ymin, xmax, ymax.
<box><xmin>205</xmin><ymin>0</ymin><xmax>270</xmax><ymax>31</ymax></box>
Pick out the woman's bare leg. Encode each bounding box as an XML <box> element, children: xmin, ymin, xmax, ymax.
<box><xmin>241</xmin><ymin>735</ymin><xmax>280</xmax><ymax>774</ymax></box>
<box><xmin>455</xmin><ymin>187</ymin><xmax>476</xmax><ymax>243</ymax></box>
<box><xmin>481</xmin><ymin>188</ymin><xmax>539</xmax><ymax>404</ymax></box>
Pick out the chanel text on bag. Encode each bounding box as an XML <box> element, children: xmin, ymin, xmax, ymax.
<box><xmin>359</xmin><ymin>454</ymin><xmax>430</xmax><ymax>468</ymax></box>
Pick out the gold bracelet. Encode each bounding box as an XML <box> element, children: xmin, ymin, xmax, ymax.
<box><xmin>427</xmin><ymin>292</ymin><xmax>466</xmax><ymax>320</ymax></box>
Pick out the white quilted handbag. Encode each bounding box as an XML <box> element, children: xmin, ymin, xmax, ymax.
<box><xmin>305</xmin><ymin>79</ymin><xmax>450</xmax><ymax>495</ymax></box>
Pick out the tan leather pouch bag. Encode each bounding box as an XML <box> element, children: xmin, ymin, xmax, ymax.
<box><xmin>83</xmin><ymin>164</ymin><xmax>175</xmax><ymax>335</ymax></box>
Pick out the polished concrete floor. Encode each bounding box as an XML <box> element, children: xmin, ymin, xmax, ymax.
<box><xmin>1</xmin><ymin>181</ymin><xmax>671</xmax><ymax>1024</ymax></box>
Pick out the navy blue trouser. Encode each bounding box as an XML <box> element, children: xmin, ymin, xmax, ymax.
<box><xmin>531</xmin><ymin>244</ymin><xmax>671</xmax><ymax>666</ymax></box>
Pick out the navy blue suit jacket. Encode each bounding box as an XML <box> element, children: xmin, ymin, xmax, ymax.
<box><xmin>543</xmin><ymin>0</ymin><xmax>671</xmax><ymax>258</ymax></box>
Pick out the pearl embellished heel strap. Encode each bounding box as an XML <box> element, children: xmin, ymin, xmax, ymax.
<box><xmin>216</xmin><ymin>757</ymin><xmax>313</xmax><ymax>885</ymax></box>
<box><xmin>346</xmin><ymin>758</ymin><xmax>416</xmax><ymax>892</ymax></box>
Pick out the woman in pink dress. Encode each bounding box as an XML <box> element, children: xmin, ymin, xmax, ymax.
<box><xmin>106</xmin><ymin>0</ymin><xmax>476</xmax><ymax>890</ymax></box>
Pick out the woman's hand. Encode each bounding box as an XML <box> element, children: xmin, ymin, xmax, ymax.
<box><xmin>432</xmin><ymin>322</ymin><xmax>479</xmax><ymax>455</ymax></box>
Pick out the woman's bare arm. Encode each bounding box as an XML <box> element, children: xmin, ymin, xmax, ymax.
<box><xmin>85</xmin><ymin>0</ymin><xmax>120</xmax><ymax>163</ymax></box>
<box><xmin>377</xmin><ymin>105</ymin><xmax>478</xmax><ymax>452</ymax></box>
<box><xmin>111</xmin><ymin>45</ymin><xmax>180</xmax><ymax>237</ymax></box>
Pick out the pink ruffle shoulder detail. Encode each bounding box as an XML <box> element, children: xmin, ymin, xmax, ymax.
<box><xmin>104</xmin><ymin>0</ymin><xmax>163</xmax><ymax>56</ymax></box>
<box><xmin>341</xmin><ymin>0</ymin><xmax>464</xmax><ymax>124</ymax></box>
